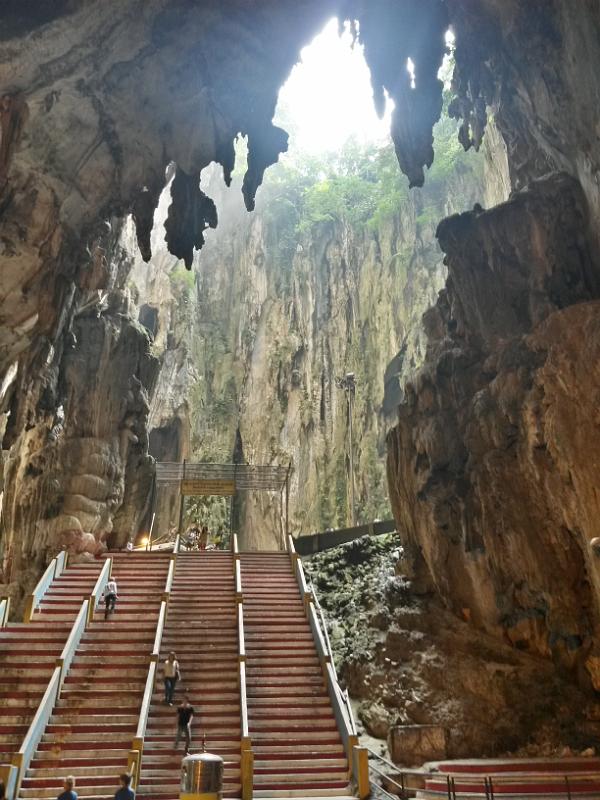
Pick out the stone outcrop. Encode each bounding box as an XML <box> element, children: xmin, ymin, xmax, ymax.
<box><xmin>141</xmin><ymin>134</ymin><xmax>484</xmax><ymax>548</ymax></box>
<box><xmin>0</xmin><ymin>0</ymin><xmax>459</xmax><ymax>589</ymax></box>
<box><xmin>1</xmin><ymin>272</ymin><xmax>158</xmax><ymax>607</ymax></box>
<box><xmin>305</xmin><ymin>536</ymin><xmax>600</xmax><ymax>758</ymax></box>
<box><xmin>385</xmin><ymin>0</ymin><xmax>600</xmax><ymax>690</ymax></box>
<box><xmin>387</xmin><ymin>172</ymin><xmax>600</xmax><ymax>682</ymax></box>
<box><xmin>0</xmin><ymin>0</ymin><xmax>599</xmax><ymax>714</ymax></box>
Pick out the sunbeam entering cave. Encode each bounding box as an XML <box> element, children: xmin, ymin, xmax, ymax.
<box><xmin>274</xmin><ymin>18</ymin><xmax>393</xmax><ymax>154</ymax></box>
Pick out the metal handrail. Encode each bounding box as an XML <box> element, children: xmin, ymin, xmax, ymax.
<box><xmin>0</xmin><ymin>596</ymin><xmax>10</xmax><ymax>627</ymax></box>
<box><xmin>9</xmin><ymin>594</ymin><xmax>91</xmax><ymax>799</ymax></box>
<box><xmin>23</xmin><ymin>557</ymin><xmax>58</xmax><ymax>621</ymax></box>
<box><xmin>152</xmin><ymin>601</ymin><xmax>168</xmax><ymax>658</ymax></box>
<box><xmin>88</xmin><ymin>557</ymin><xmax>112</xmax><ymax>623</ymax></box>
<box><xmin>57</xmin><ymin>600</ymin><xmax>88</xmax><ymax>685</ymax></box>
<box><xmin>235</xmin><ymin>559</ymin><xmax>242</xmax><ymax>599</ymax></box>
<box><xmin>238</xmin><ymin>603</ymin><xmax>246</xmax><ymax>660</ymax></box>
<box><xmin>164</xmin><ymin>558</ymin><xmax>175</xmax><ymax>594</ymax></box>
<box><xmin>239</xmin><ymin>659</ymin><xmax>249</xmax><ymax>739</ymax></box>
<box><xmin>146</xmin><ymin>512</ymin><xmax>157</xmax><ymax>551</ymax></box>
<box><xmin>307</xmin><ymin>575</ymin><xmax>357</xmax><ymax>736</ymax></box>
<box><xmin>54</xmin><ymin>549</ymin><xmax>68</xmax><ymax>578</ymax></box>
<box><xmin>363</xmin><ymin>749</ymin><xmax>600</xmax><ymax>800</ymax></box>
<box><xmin>130</xmin><ymin>537</ymin><xmax>176</xmax><ymax>789</ymax></box>
<box><xmin>136</xmin><ymin>659</ymin><xmax>158</xmax><ymax>741</ymax></box>
<box><xmin>235</xmin><ymin>553</ymin><xmax>253</xmax><ymax>800</ymax></box>
<box><xmin>11</xmin><ymin>666</ymin><xmax>61</xmax><ymax>797</ymax></box>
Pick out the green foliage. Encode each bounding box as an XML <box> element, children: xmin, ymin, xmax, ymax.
<box><xmin>170</xmin><ymin>262</ymin><xmax>195</xmax><ymax>293</ymax></box>
<box><xmin>257</xmin><ymin>115</ymin><xmax>482</xmax><ymax>246</ymax></box>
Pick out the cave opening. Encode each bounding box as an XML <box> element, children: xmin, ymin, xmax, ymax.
<box><xmin>177</xmin><ymin>15</ymin><xmax>488</xmax><ymax>544</ymax></box>
<box><xmin>2</xmin><ymin>1</ymin><xmax>600</xmax><ymax>771</ymax></box>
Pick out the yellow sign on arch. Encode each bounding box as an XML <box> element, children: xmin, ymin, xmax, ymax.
<box><xmin>181</xmin><ymin>479</ymin><xmax>236</xmax><ymax>496</ymax></box>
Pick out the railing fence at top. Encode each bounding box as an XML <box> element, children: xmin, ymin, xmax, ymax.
<box><xmin>364</xmin><ymin>749</ymin><xmax>600</xmax><ymax>800</ymax></box>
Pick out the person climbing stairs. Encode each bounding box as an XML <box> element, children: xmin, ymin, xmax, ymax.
<box><xmin>136</xmin><ymin>551</ymin><xmax>242</xmax><ymax>800</ymax></box>
<box><xmin>240</xmin><ymin>552</ymin><xmax>353</xmax><ymax>798</ymax></box>
<box><xmin>18</xmin><ymin>552</ymin><xmax>171</xmax><ymax>800</ymax></box>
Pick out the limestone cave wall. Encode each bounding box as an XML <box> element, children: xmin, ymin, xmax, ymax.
<box><xmin>0</xmin><ymin>0</ymin><xmax>599</xmax><ymax>694</ymax></box>
<box><xmin>387</xmin><ymin>0</ymin><xmax>600</xmax><ymax>690</ymax></box>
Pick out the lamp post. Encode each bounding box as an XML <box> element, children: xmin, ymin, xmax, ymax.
<box><xmin>336</xmin><ymin>372</ymin><xmax>356</xmax><ymax>526</ymax></box>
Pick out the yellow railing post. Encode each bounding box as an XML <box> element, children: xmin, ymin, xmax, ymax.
<box><xmin>353</xmin><ymin>745</ymin><xmax>370</xmax><ymax>799</ymax></box>
<box><xmin>241</xmin><ymin>738</ymin><xmax>254</xmax><ymax>800</ymax></box>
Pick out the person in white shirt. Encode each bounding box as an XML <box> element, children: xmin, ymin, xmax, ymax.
<box><xmin>103</xmin><ymin>578</ymin><xmax>118</xmax><ymax>620</ymax></box>
<box><xmin>163</xmin><ymin>651</ymin><xmax>181</xmax><ymax>705</ymax></box>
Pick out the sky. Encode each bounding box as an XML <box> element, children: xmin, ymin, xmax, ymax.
<box><xmin>274</xmin><ymin>18</ymin><xmax>393</xmax><ymax>154</ymax></box>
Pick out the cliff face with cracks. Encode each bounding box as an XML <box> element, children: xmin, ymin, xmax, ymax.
<box><xmin>387</xmin><ymin>0</ymin><xmax>600</xmax><ymax>692</ymax></box>
<box><xmin>196</xmin><ymin>141</ymin><xmax>491</xmax><ymax>548</ymax></box>
<box><xmin>0</xmin><ymin>0</ymin><xmax>456</xmax><ymax>596</ymax></box>
<box><xmin>128</xmin><ymin>127</ymin><xmax>487</xmax><ymax>551</ymax></box>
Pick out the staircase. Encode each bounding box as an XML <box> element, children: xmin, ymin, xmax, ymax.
<box><xmin>3</xmin><ymin>544</ymin><xmax>362</xmax><ymax>800</ymax></box>
<box><xmin>417</xmin><ymin>758</ymin><xmax>600</xmax><ymax>799</ymax></box>
<box><xmin>240</xmin><ymin>552</ymin><xmax>352</xmax><ymax>798</ymax></box>
<box><xmin>137</xmin><ymin>551</ymin><xmax>242</xmax><ymax>800</ymax></box>
<box><xmin>0</xmin><ymin>561</ymin><xmax>102</xmax><ymax>768</ymax></box>
<box><xmin>18</xmin><ymin>552</ymin><xmax>171</xmax><ymax>800</ymax></box>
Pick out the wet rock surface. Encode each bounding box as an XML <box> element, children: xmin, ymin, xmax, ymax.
<box><xmin>305</xmin><ymin>536</ymin><xmax>600</xmax><ymax>760</ymax></box>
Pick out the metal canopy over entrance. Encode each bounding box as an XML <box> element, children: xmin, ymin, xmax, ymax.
<box><xmin>153</xmin><ymin>461</ymin><xmax>292</xmax><ymax>547</ymax></box>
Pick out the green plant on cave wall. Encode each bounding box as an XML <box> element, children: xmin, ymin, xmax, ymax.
<box><xmin>185</xmin><ymin>112</ymin><xmax>485</xmax><ymax>534</ymax></box>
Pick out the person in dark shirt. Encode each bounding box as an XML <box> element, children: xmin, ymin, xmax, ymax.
<box><xmin>175</xmin><ymin>696</ymin><xmax>195</xmax><ymax>754</ymax></box>
<box><xmin>0</xmin><ymin>778</ymin><xmax>5</xmax><ymax>800</ymax></box>
<box><xmin>57</xmin><ymin>776</ymin><xmax>77</xmax><ymax>800</ymax></box>
<box><xmin>114</xmin><ymin>773</ymin><xmax>135</xmax><ymax>800</ymax></box>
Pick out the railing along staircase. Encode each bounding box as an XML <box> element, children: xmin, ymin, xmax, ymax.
<box><xmin>0</xmin><ymin>552</ymin><xmax>102</xmax><ymax>800</ymax></box>
<box><xmin>2</xmin><ymin>534</ymin><xmax>365</xmax><ymax>800</ymax></box>
<box><xmin>287</xmin><ymin>535</ymin><xmax>369</xmax><ymax>799</ymax></box>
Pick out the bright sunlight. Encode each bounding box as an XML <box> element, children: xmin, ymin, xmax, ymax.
<box><xmin>274</xmin><ymin>19</ymin><xmax>393</xmax><ymax>154</ymax></box>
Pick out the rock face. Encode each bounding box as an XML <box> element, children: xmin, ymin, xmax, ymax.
<box><xmin>388</xmin><ymin>170</ymin><xmax>600</xmax><ymax>680</ymax></box>
<box><xmin>0</xmin><ymin>0</ymin><xmax>457</xmax><ymax>591</ymax></box>
<box><xmin>305</xmin><ymin>536</ymin><xmax>600</xmax><ymax>758</ymax></box>
<box><xmin>385</xmin><ymin>0</ymin><xmax>600</xmax><ymax>688</ymax></box>
<box><xmin>1</xmin><ymin>272</ymin><xmax>159</xmax><ymax>606</ymax></box>
<box><xmin>0</xmin><ymin>0</ymin><xmax>599</xmax><ymax>718</ymax></box>
<box><xmin>140</xmin><ymin>130</ymin><xmax>485</xmax><ymax>549</ymax></box>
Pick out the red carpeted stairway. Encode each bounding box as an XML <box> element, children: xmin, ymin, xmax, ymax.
<box><xmin>137</xmin><ymin>551</ymin><xmax>242</xmax><ymax>800</ymax></box>
<box><xmin>0</xmin><ymin>560</ymin><xmax>102</xmax><ymax>769</ymax></box>
<box><xmin>240</xmin><ymin>552</ymin><xmax>352</xmax><ymax>798</ymax></box>
<box><xmin>18</xmin><ymin>551</ymin><xmax>171</xmax><ymax>800</ymax></box>
<box><xmin>418</xmin><ymin>758</ymin><xmax>600</xmax><ymax>799</ymax></box>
